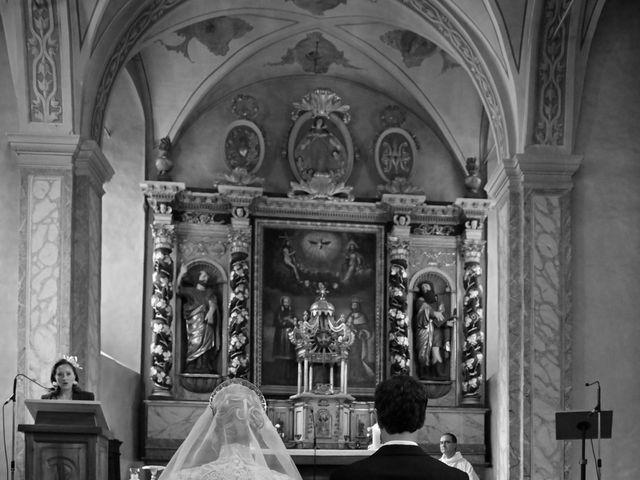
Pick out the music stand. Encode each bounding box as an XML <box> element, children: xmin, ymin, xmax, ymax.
<box><xmin>556</xmin><ymin>410</ymin><xmax>612</xmax><ymax>480</ymax></box>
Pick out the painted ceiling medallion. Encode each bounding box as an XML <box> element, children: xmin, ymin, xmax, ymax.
<box><xmin>380</xmin><ymin>29</ymin><xmax>458</xmax><ymax>72</ymax></box>
<box><xmin>267</xmin><ymin>32</ymin><xmax>361</xmax><ymax>74</ymax></box>
<box><xmin>216</xmin><ymin>95</ymin><xmax>265</xmax><ymax>188</ymax></box>
<box><xmin>374</xmin><ymin>106</ymin><xmax>423</xmax><ymax>195</ymax></box>
<box><xmin>287</xmin><ymin>89</ymin><xmax>355</xmax><ymax>201</ymax></box>
<box><xmin>160</xmin><ymin>16</ymin><xmax>253</xmax><ymax>61</ymax></box>
<box><xmin>285</xmin><ymin>0</ymin><xmax>347</xmax><ymax>16</ymax></box>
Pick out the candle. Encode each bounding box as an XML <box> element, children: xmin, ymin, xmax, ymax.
<box><xmin>369</xmin><ymin>423</ymin><xmax>381</xmax><ymax>450</ymax></box>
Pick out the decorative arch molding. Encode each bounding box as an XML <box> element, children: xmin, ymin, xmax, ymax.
<box><xmin>88</xmin><ymin>0</ymin><xmax>515</xmax><ymax>163</ymax></box>
<box><xmin>400</xmin><ymin>0</ymin><xmax>513</xmax><ymax>160</ymax></box>
<box><xmin>90</xmin><ymin>0</ymin><xmax>184</xmax><ymax>140</ymax></box>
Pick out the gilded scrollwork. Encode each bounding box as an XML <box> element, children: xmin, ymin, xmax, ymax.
<box><xmin>461</xmin><ymin>260</ymin><xmax>484</xmax><ymax>402</ymax></box>
<box><xmin>411</xmin><ymin>251</ymin><xmax>458</xmax><ymax>270</ymax></box>
<box><xmin>177</xmin><ymin>238</ymin><xmax>227</xmax><ymax>260</ymax></box>
<box><xmin>388</xmin><ymin>238</ymin><xmax>410</xmax><ymax>376</ymax></box>
<box><xmin>149</xmin><ymin>224</ymin><xmax>176</xmax><ymax>396</ymax></box>
<box><xmin>413</xmin><ymin>224</ymin><xmax>457</xmax><ymax>236</ymax></box>
<box><xmin>179</xmin><ymin>211</ymin><xmax>225</xmax><ymax>225</ymax></box>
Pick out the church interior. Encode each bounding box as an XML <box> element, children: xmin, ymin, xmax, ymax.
<box><xmin>0</xmin><ymin>1</ymin><xmax>639</xmax><ymax>479</ymax></box>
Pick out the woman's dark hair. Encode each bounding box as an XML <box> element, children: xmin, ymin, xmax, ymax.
<box><xmin>374</xmin><ymin>375</ymin><xmax>428</xmax><ymax>434</ymax></box>
<box><xmin>49</xmin><ymin>358</ymin><xmax>80</xmax><ymax>392</ymax></box>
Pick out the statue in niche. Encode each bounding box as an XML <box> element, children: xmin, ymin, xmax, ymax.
<box><xmin>177</xmin><ymin>264</ymin><xmax>221</xmax><ymax>374</ymax></box>
<box><xmin>413</xmin><ymin>280</ymin><xmax>455</xmax><ymax>380</ymax></box>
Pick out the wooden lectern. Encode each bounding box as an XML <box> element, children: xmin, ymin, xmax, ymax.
<box><xmin>19</xmin><ymin>399</ymin><xmax>115</xmax><ymax>480</ymax></box>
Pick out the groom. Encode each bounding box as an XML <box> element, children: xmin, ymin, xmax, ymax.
<box><xmin>330</xmin><ymin>375</ymin><xmax>466</xmax><ymax>480</ymax></box>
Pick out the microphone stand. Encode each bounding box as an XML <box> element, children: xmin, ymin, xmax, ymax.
<box><xmin>4</xmin><ymin>373</ymin><xmax>49</xmax><ymax>480</ymax></box>
<box><xmin>4</xmin><ymin>375</ymin><xmax>18</xmax><ymax>480</ymax></box>
<box><xmin>596</xmin><ymin>383</ymin><xmax>602</xmax><ymax>479</ymax></box>
<box><xmin>586</xmin><ymin>380</ymin><xmax>602</xmax><ymax>480</ymax></box>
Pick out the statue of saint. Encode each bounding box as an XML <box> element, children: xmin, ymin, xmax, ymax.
<box><xmin>178</xmin><ymin>264</ymin><xmax>221</xmax><ymax>373</ymax></box>
<box><xmin>413</xmin><ymin>281</ymin><xmax>454</xmax><ymax>379</ymax></box>
<box><xmin>294</xmin><ymin>116</ymin><xmax>346</xmax><ymax>177</ymax></box>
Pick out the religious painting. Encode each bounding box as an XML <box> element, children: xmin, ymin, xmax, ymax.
<box><xmin>254</xmin><ymin>219</ymin><xmax>385</xmax><ymax>396</ymax></box>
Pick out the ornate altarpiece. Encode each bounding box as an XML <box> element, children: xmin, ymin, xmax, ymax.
<box><xmin>139</xmin><ymin>89</ymin><xmax>493</xmax><ymax>459</ymax></box>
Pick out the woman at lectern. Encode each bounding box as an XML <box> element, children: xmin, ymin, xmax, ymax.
<box><xmin>41</xmin><ymin>356</ymin><xmax>95</xmax><ymax>401</ymax></box>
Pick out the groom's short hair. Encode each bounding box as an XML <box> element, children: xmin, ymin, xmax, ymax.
<box><xmin>374</xmin><ymin>375</ymin><xmax>428</xmax><ymax>434</ymax></box>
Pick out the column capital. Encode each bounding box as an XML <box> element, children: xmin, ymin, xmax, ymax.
<box><xmin>454</xmin><ymin>198</ymin><xmax>495</xmax><ymax>226</ymax></box>
<box><xmin>516</xmin><ymin>147</ymin><xmax>582</xmax><ymax>189</ymax></box>
<box><xmin>8</xmin><ymin>133</ymin><xmax>80</xmax><ymax>169</ymax></box>
<box><xmin>75</xmin><ymin>139</ymin><xmax>115</xmax><ymax>195</ymax></box>
<box><xmin>485</xmin><ymin>157</ymin><xmax>524</xmax><ymax>200</ymax></box>
<box><xmin>141</xmin><ymin>181</ymin><xmax>187</xmax><ymax>221</ymax></box>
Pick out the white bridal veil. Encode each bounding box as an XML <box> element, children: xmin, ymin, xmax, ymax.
<box><xmin>159</xmin><ymin>378</ymin><xmax>302</xmax><ymax>480</ymax></box>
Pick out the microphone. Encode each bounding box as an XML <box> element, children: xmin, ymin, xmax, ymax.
<box><xmin>4</xmin><ymin>375</ymin><xmax>18</xmax><ymax>405</ymax></box>
<box><xmin>4</xmin><ymin>373</ymin><xmax>50</xmax><ymax>404</ymax></box>
<box><xmin>585</xmin><ymin>380</ymin><xmax>601</xmax><ymax>414</ymax></box>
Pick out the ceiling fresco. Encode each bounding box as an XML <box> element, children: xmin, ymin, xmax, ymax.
<box><xmin>266</xmin><ymin>32</ymin><xmax>362</xmax><ymax>73</ymax></box>
<box><xmin>379</xmin><ymin>30</ymin><xmax>458</xmax><ymax>71</ymax></box>
<box><xmin>159</xmin><ymin>16</ymin><xmax>254</xmax><ymax>60</ymax></box>
<box><xmin>82</xmin><ymin>0</ymin><xmax>565</xmax><ymax>188</ymax></box>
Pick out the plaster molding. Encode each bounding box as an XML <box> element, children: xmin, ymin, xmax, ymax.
<box><xmin>75</xmin><ymin>140</ymin><xmax>116</xmax><ymax>194</ymax></box>
<box><xmin>90</xmin><ymin>0</ymin><xmax>184</xmax><ymax>140</ymax></box>
<box><xmin>403</xmin><ymin>0</ymin><xmax>511</xmax><ymax>159</ymax></box>
<box><xmin>8</xmin><ymin>134</ymin><xmax>81</xmax><ymax>168</ymax></box>
<box><xmin>516</xmin><ymin>148</ymin><xmax>582</xmax><ymax>189</ymax></box>
<box><xmin>25</xmin><ymin>0</ymin><xmax>63</xmax><ymax>124</ymax></box>
<box><xmin>532</xmin><ymin>0</ymin><xmax>572</xmax><ymax>146</ymax></box>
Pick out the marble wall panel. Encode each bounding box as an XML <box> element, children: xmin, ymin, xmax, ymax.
<box><xmin>146</xmin><ymin>402</ymin><xmax>208</xmax><ymax>440</ymax></box>
<box><xmin>508</xmin><ymin>183</ymin><xmax>524</xmax><ymax>480</ymax></box>
<box><xmin>418</xmin><ymin>408</ymin><xmax>486</xmax><ymax>445</ymax></box>
<box><xmin>530</xmin><ymin>193</ymin><xmax>565</xmax><ymax>480</ymax></box>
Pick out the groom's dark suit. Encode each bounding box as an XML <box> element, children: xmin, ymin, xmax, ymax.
<box><xmin>330</xmin><ymin>444</ymin><xmax>468</xmax><ymax>480</ymax></box>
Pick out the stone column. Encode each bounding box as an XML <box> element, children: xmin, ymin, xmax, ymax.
<box><xmin>10</xmin><ymin>135</ymin><xmax>113</xmax><ymax>395</ymax></box>
<box><xmin>227</xmin><ymin>229</ymin><xmax>251</xmax><ymax>378</ymax></box>
<box><xmin>455</xmin><ymin>199</ymin><xmax>493</xmax><ymax>405</ymax></box>
<box><xmin>72</xmin><ymin>141</ymin><xmax>115</xmax><ymax>394</ymax></box>
<box><xmin>518</xmin><ymin>151</ymin><xmax>581</xmax><ymax>480</ymax></box>
<box><xmin>387</xmin><ymin>237</ymin><xmax>410</xmax><ymax>376</ymax></box>
<box><xmin>486</xmin><ymin>151</ymin><xmax>580</xmax><ymax>480</ymax></box>
<box><xmin>10</xmin><ymin>135</ymin><xmax>113</xmax><ymax>480</ymax></box>
<box><xmin>485</xmin><ymin>159</ymin><xmax>525</xmax><ymax>480</ymax></box>
<box><xmin>219</xmin><ymin>185</ymin><xmax>263</xmax><ymax>379</ymax></box>
<box><xmin>381</xmin><ymin>194</ymin><xmax>424</xmax><ymax>377</ymax></box>
<box><xmin>141</xmin><ymin>181</ymin><xmax>185</xmax><ymax>397</ymax></box>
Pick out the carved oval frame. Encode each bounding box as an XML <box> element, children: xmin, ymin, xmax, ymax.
<box><xmin>223</xmin><ymin>119</ymin><xmax>265</xmax><ymax>174</ymax></box>
<box><xmin>374</xmin><ymin>127</ymin><xmax>418</xmax><ymax>183</ymax></box>
<box><xmin>287</xmin><ymin>111</ymin><xmax>354</xmax><ymax>183</ymax></box>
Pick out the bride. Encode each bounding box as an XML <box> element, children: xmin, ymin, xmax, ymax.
<box><xmin>159</xmin><ymin>378</ymin><xmax>302</xmax><ymax>480</ymax></box>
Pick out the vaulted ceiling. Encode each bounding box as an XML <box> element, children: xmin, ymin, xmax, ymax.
<box><xmin>3</xmin><ymin>0</ymin><xmax>605</xmax><ymax>192</ymax></box>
